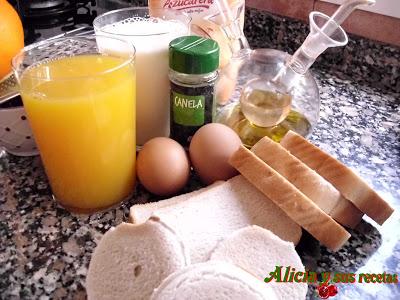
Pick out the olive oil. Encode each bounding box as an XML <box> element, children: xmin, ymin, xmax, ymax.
<box><xmin>216</xmin><ymin>103</ymin><xmax>311</xmax><ymax>148</ymax></box>
<box><xmin>240</xmin><ymin>89</ymin><xmax>292</xmax><ymax>128</ymax></box>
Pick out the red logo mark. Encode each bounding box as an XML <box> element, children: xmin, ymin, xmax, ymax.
<box><xmin>317</xmin><ymin>283</ymin><xmax>338</xmax><ymax>298</ymax></box>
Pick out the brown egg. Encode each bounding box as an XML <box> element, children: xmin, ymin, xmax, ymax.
<box><xmin>137</xmin><ymin>137</ymin><xmax>190</xmax><ymax>196</ymax></box>
<box><xmin>189</xmin><ymin>123</ymin><xmax>242</xmax><ymax>185</ymax></box>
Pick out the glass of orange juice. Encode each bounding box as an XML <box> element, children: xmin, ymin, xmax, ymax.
<box><xmin>12</xmin><ymin>35</ymin><xmax>136</xmax><ymax>213</ymax></box>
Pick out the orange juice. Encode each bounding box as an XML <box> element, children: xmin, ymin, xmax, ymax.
<box><xmin>19</xmin><ymin>55</ymin><xmax>136</xmax><ymax>212</ymax></box>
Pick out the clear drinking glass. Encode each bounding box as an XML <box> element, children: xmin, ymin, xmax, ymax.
<box><xmin>12</xmin><ymin>35</ymin><xmax>136</xmax><ymax>213</ymax></box>
<box><xmin>94</xmin><ymin>7</ymin><xmax>191</xmax><ymax>147</ymax></box>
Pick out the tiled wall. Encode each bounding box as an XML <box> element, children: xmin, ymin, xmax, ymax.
<box><xmin>246</xmin><ymin>0</ymin><xmax>400</xmax><ymax>47</ymax></box>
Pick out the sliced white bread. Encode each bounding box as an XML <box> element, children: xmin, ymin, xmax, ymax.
<box><xmin>280</xmin><ymin>130</ymin><xmax>394</xmax><ymax>225</ymax></box>
<box><xmin>252</xmin><ymin>137</ymin><xmax>363</xmax><ymax>228</ymax></box>
<box><xmin>151</xmin><ymin>175</ymin><xmax>302</xmax><ymax>263</ymax></box>
<box><xmin>210</xmin><ymin>226</ymin><xmax>307</xmax><ymax>300</ymax></box>
<box><xmin>130</xmin><ymin>181</ymin><xmax>223</xmax><ymax>224</ymax></box>
<box><xmin>150</xmin><ymin>261</ymin><xmax>278</xmax><ymax>300</ymax></box>
<box><xmin>229</xmin><ymin>146</ymin><xmax>351</xmax><ymax>251</ymax></box>
<box><xmin>86</xmin><ymin>219</ymin><xmax>189</xmax><ymax>300</ymax></box>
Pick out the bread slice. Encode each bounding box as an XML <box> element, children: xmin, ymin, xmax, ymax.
<box><xmin>151</xmin><ymin>175</ymin><xmax>302</xmax><ymax>263</ymax></box>
<box><xmin>210</xmin><ymin>226</ymin><xmax>308</xmax><ymax>300</ymax></box>
<box><xmin>229</xmin><ymin>146</ymin><xmax>351</xmax><ymax>251</ymax></box>
<box><xmin>150</xmin><ymin>261</ymin><xmax>278</xmax><ymax>300</ymax></box>
<box><xmin>86</xmin><ymin>219</ymin><xmax>189</xmax><ymax>300</ymax></box>
<box><xmin>252</xmin><ymin>137</ymin><xmax>363</xmax><ymax>228</ymax></box>
<box><xmin>280</xmin><ymin>130</ymin><xmax>394</xmax><ymax>225</ymax></box>
<box><xmin>129</xmin><ymin>181</ymin><xmax>224</xmax><ymax>224</ymax></box>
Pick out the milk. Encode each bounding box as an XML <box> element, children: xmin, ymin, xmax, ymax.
<box><xmin>96</xmin><ymin>17</ymin><xmax>189</xmax><ymax>145</ymax></box>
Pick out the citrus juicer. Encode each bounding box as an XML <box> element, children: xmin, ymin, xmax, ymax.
<box><xmin>209</xmin><ymin>0</ymin><xmax>375</xmax><ymax>147</ymax></box>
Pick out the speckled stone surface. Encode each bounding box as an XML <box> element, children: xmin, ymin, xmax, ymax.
<box><xmin>1</xmin><ymin>6</ymin><xmax>399</xmax><ymax>300</ymax></box>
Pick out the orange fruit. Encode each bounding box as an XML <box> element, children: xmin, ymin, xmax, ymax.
<box><xmin>0</xmin><ymin>0</ymin><xmax>24</xmax><ymax>79</ymax></box>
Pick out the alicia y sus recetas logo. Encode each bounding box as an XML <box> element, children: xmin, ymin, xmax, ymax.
<box><xmin>264</xmin><ymin>266</ymin><xmax>399</xmax><ymax>299</ymax></box>
<box><xmin>163</xmin><ymin>0</ymin><xmax>214</xmax><ymax>11</ymax></box>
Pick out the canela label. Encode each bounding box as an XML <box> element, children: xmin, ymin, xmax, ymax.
<box><xmin>172</xmin><ymin>91</ymin><xmax>205</xmax><ymax>126</ymax></box>
<box><xmin>169</xmin><ymin>81</ymin><xmax>214</xmax><ymax>146</ymax></box>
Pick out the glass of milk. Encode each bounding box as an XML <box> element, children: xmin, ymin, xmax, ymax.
<box><xmin>94</xmin><ymin>7</ymin><xmax>190</xmax><ymax>147</ymax></box>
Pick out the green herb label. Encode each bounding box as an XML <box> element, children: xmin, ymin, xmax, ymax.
<box><xmin>172</xmin><ymin>91</ymin><xmax>205</xmax><ymax>126</ymax></box>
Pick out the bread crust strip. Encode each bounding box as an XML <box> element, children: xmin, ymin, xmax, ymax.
<box><xmin>280</xmin><ymin>131</ymin><xmax>394</xmax><ymax>225</ymax></box>
<box><xmin>251</xmin><ymin>137</ymin><xmax>364</xmax><ymax>228</ymax></box>
<box><xmin>229</xmin><ymin>145</ymin><xmax>351</xmax><ymax>251</ymax></box>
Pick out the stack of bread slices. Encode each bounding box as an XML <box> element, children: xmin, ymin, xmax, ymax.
<box><xmin>86</xmin><ymin>131</ymin><xmax>394</xmax><ymax>300</ymax></box>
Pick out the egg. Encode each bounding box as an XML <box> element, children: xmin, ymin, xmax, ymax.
<box><xmin>137</xmin><ymin>137</ymin><xmax>190</xmax><ymax>196</ymax></box>
<box><xmin>189</xmin><ymin>123</ymin><xmax>242</xmax><ymax>184</ymax></box>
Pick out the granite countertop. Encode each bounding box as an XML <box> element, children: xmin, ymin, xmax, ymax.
<box><xmin>1</xmin><ymin>7</ymin><xmax>399</xmax><ymax>300</ymax></box>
